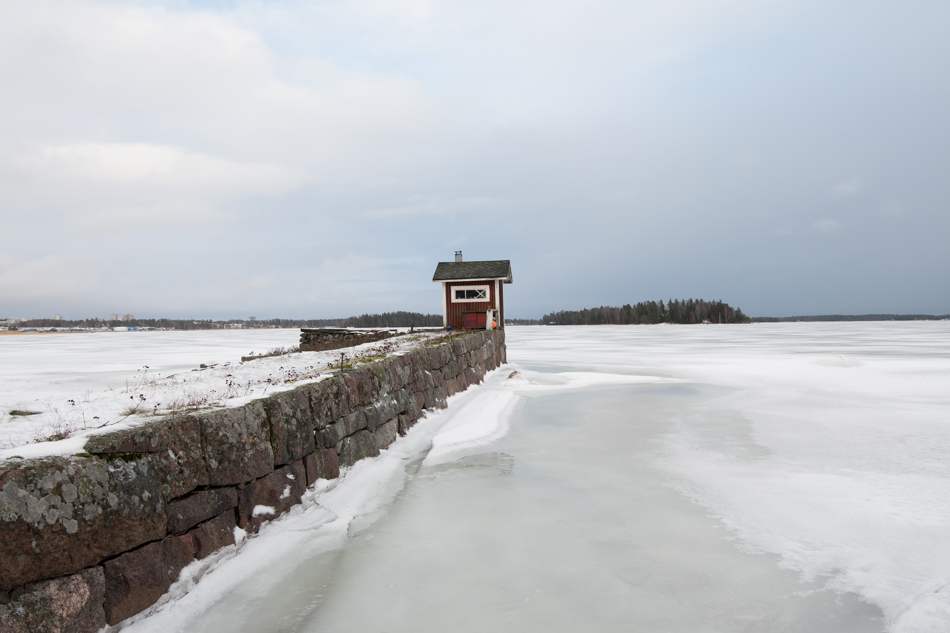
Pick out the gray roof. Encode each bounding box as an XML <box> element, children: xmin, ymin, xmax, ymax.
<box><xmin>432</xmin><ymin>260</ymin><xmax>512</xmax><ymax>283</ymax></box>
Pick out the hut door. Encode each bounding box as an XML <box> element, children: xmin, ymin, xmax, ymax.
<box><xmin>463</xmin><ymin>312</ymin><xmax>486</xmax><ymax>328</ymax></box>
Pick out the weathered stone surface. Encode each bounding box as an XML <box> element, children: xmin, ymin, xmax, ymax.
<box><xmin>397</xmin><ymin>413</ymin><xmax>416</xmax><ymax>436</ymax></box>
<box><xmin>368</xmin><ymin>362</ymin><xmax>394</xmax><ymax>397</ymax></box>
<box><xmin>423</xmin><ymin>388</ymin><xmax>436</xmax><ymax>410</ymax></box>
<box><xmin>304</xmin><ymin>448</ymin><xmax>340</xmax><ymax>485</ymax></box>
<box><xmin>343</xmin><ymin>370</ymin><xmax>375</xmax><ymax>410</ymax></box>
<box><xmin>0</xmin><ymin>456</ymin><xmax>166</xmax><ymax>592</ymax></box>
<box><xmin>307</xmin><ymin>377</ymin><xmax>348</xmax><ymax>430</ymax></box>
<box><xmin>84</xmin><ymin>415</ymin><xmax>208</xmax><ymax>501</ymax></box>
<box><xmin>264</xmin><ymin>389</ymin><xmax>316</xmax><ymax>466</ymax></box>
<box><xmin>165</xmin><ymin>487</ymin><xmax>237</xmax><ymax>535</ymax></box>
<box><xmin>389</xmin><ymin>355</ymin><xmax>411</xmax><ymax>390</ymax></box>
<box><xmin>372</xmin><ymin>419</ymin><xmax>398</xmax><ymax>450</ymax></box>
<box><xmin>320</xmin><ymin>408</ymin><xmax>367</xmax><ymax>448</ymax></box>
<box><xmin>463</xmin><ymin>367</ymin><xmax>480</xmax><ymax>388</ymax></box>
<box><xmin>198</xmin><ymin>402</ymin><xmax>274</xmax><ymax>486</ymax></box>
<box><xmin>363</xmin><ymin>389</ymin><xmax>409</xmax><ymax>431</ymax></box>
<box><xmin>189</xmin><ymin>511</ymin><xmax>235</xmax><ymax>559</ymax></box>
<box><xmin>338</xmin><ymin>431</ymin><xmax>379</xmax><ymax>468</ymax></box>
<box><xmin>0</xmin><ymin>566</ymin><xmax>105</xmax><ymax>633</ymax></box>
<box><xmin>409</xmin><ymin>391</ymin><xmax>425</xmax><ymax>419</ymax></box>
<box><xmin>235</xmin><ymin>461</ymin><xmax>307</xmax><ymax>533</ymax></box>
<box><xmin>433</xmin><ymin>386</ymin><xmax>448</xmax><ymax>409</ymax></box>
<box><xmin>103</xmin><ymin>534</ymin><xmax>195</xmax><ymax>625</ymax></box>
<box><xmin>427</xmin><ymin>347</ymin><xmax>443</xmax><ymax>371</ymax></box>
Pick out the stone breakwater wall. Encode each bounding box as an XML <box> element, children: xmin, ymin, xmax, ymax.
<box><xmin>0</xmin><ymin>330</ymin><xmax>505</xmax><ymax>632</ymax></box>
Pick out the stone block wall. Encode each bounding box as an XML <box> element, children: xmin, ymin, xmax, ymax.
<box><xmin>0</xmin><ymin>330</ymin><xmax>505</xmax><ymax>632</ymax></box>
<box><xmin>298</xmin><ymin>328</ymin><xmax>395</xmax><ymax>352</ymax></box>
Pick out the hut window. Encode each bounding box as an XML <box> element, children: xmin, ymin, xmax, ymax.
<box><xmin>451</xmin><ymin>285</ymin><xmax>490</xmax><ymax>303</ymax></box>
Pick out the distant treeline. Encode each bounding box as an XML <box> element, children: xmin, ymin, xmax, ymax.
<box><xmin>752</xmin><ymin>314</ymin><xmax>949</xmax><ymax>322</ymax></box>
<box><xmin>300</xmin><ymin>312</ymin><xmax>443</xmax><ymax>328</ymax></box>
<box><xmin>541</xmin><ymin>299</ymin><xmax>750</xmax><ymax>325</ymax></box>
<box><xmin>5</xmin><ymin>312</ymin><xmax>443</xmax><ymax>330</ymax></box>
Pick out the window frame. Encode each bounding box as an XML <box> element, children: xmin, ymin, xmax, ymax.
<box><xmin>450</xmin><ymin>284</ymin><xmax>491</xmax><ymax>303</ymax></box>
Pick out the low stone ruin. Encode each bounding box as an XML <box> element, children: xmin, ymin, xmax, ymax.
<box><xmin>299</xmin><ymin>328</ymin><xmax>396</xmax><ymax>352</ymax></box>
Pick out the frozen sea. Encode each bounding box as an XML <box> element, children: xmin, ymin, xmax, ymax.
<box><xmin>7</xmin><ymin>323</ymin><xmax>950</xmax><ymax>632</ymax></box>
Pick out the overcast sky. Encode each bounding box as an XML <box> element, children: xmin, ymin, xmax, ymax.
<box><xmin>1</xmin><ymin>0</ymin><xmax>947</xmax><ymax>320</ymax></box>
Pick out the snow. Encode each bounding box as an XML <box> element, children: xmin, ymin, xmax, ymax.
<box><xmin>0</xmin><ymin>328</ymin><xmax>444</xmax><ymax>459</ymax></box>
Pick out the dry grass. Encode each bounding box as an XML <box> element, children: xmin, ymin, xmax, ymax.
<box><xmin>241</xmin><ymin>345</ymin><xmax>300</xmax><ymax>362</ymax></box>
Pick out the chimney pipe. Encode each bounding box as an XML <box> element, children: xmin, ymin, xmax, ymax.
<box><xmin>455</xmin><ymin>251</ymin><xmax>463</xmax><ymax>263</ymax></box>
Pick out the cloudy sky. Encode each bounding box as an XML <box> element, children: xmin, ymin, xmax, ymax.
<box><xmin>1</xmin><ymin>0</ymin><xmax>947</xmax><ymax>320</ymax></box>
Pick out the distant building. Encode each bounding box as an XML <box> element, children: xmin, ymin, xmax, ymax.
<box><xmin>53</xmin><ymin>314</ymin><xmax>62</xmax><ymax>321</ymax></box>
<box><xmin>123</xmin><ymin>314</ymin><xmax>135</xmax><ymax>322</ymax></box>
<box><xmin>109</xmin><ymin>314</ymin><xmax>119</xmax><ymax>321</ymax></box>
<box><xmin>432</xmin><ymin>252</ymin><xmax>511</xmax><ymax>330</ymax></box>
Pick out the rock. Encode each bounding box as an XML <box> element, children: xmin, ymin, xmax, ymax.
<box><xmin>368</xmin><ymin>362</ymin><xmax>394</xmax><ymax>397</ymax></box>
<box><xmin>165</xmin><ymin>487</ymin><xmax>237</xmax><ymax>535</ymax></box>
<box><xmin>263</xmin><ymin>389</ymin><xmax>316</xmax><ymax>466</ymax></box>
<box><xmin>0</xmin><ymin>566</ymin><xmax>105</xmax><ymax>633</ymax></box>
<box><xmin>397</xmin><ymin>413</ymin><xmax>416</xmax><ymax>436</ymax></box>
<box><xmin>372</xmin><ymin>419</ymin><xmax>398</xmax><ymax>450</ymax></box>
<box><xmin>433</xmin><ymin>387</ymin><xmax>448</xmax><ymax>409</ymax></box>
<box><xmin>409</xmin><ymin>392</ymin><xmax>425</xmax><ymax>419</ymax></box>
<box><xmin>303</xmin><ymin>449</ymin><xmax>339</xmax><ymax>485</ymax></box>
<box><xmin>235</xmin><ymin>461</ymin><xmax>307</xmax><ymax>533</ymax></box>
<box><xmin>84</xmin><ymin>415</ymin><xmax>208</xmax><ymax>501</ymax></box>
<box><xmin>389</xmin><ymin>355</ymin><xmax>411</xmax><ymax>390</ymax></box>
<box><xmin>102</xmin><ymin>534</ymin><xmax>195</xmax><ymax>625</ymax></box>
<box><xmin>363</xmin><ymin>390</ymin><xmax>408</xmax><ymax>431</ymax></box>
<box><xmin>338</xmin><ymin>430</ymin><xmax>379</xmax><ymax>468</ymax></box>
<box><xmin>198</xmin><ymin>403</ymin><xmax>274</xmax><ymax>486</ymax></box>
<box><xmin>0</xmin><ymin>456</ymin><xmax>166</xmax><ymax>592</ymax></box>
<box><xmin>463</xmin><ymin>367</ymin><xmax>479</xmax><ymax>388</ymax></box>
<box><xmin>188</xmin><ymin>511</ymin><xmax>235</xmax><ymax>559</ymax></box>
<box><xmin>343</xmin><ymin>370</ymin><xmax>375</xmax><ymax>410</ymax></box>
<box><xmin>319</xmin><ymin>409</ymin><xmax>367</xmax><ymax>448</ymax></box>
<box><xmin>307</xmin><ymin>377</ymin><xmax>348</xmax><ymax>430</ymax></box>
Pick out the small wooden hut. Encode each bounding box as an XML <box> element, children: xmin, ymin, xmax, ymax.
<box><xmin>432</xmin><ymin>252</ymin><xmax>512</xmax><ymax>330</ymax></box>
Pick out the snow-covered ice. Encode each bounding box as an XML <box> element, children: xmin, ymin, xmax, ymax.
<box><xmin>7</xmin><ymin>322</ymin><xmax>949</xmax><ymax>632</ymax></box>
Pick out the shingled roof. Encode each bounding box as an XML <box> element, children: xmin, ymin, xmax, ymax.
<box><xmin>432</xmin><ymin>260</ymin><xmax>512</xmax><ymax>283</ymax></box>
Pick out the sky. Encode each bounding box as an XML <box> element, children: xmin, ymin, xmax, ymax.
<box><xmin>1</xmin><ymin>0</ymin><xmax>948</xmax><ymax>320</ymax></box>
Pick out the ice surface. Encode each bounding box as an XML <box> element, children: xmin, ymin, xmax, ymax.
<box><xmin>43</xmin><ymin>322</ymin><xmax>950</xmax><ymax>632</ymax></box>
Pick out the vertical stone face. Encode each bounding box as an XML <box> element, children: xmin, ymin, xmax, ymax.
<box><xmin>198</xmin><ymin>403</ymin><xmax>275</xmax><ymax>486</ymax></box>
<box><xmin>188</xmin><ymin>511</ymin><xmax>236</xmax><ymax>560</ymax></box>
<box><xmin>0</xmin><ymin>566</ymin><xmax>105</xmax><ymax>633</ymax></box>
<box><xmin>307</xmin><ymin>377</ymin><xmax>348</xmax><ymax>429</ymax></box>
<box><xmin>338</xmin><ymin>431</ymin><xmax>379</xmax><ymax>468</ymax></box>
<box><xmin>235</xmin><ymin>461</ymin><xmax>307</xmax><ymax>534</ymax></box>
<box><xmin>372</xmin><ymin>419</ymin><xmax>399</xmax><ymax>450</ymax></box>
<box><xmin>102</xmin><ymin>534</ymin><xmax>196</xmax><ymax>625</ymax></box>
<box><xmin>165</xmin><ymin>487</ymin><xmax>238</xmax><ymax>535</ymax></box>
<box><xmin>84</xmin><ymin>415</ymin><xmax>208</xmax><ymax>501</ymax></box>
<box><xmin>343</xmin><ymin>370</ymin><xmax>375</xmax><ymax>410</ymax></box>
<box><xmin>304</xmin><ymin>448</ymin><xmax>340</xmax><ymax>485</ymax></box>
<box><xmin>264</xmin><ymin>389</ymin><xmax>317</xmax><ymax>466</ymax></box>
<box><xmin>0</xmin><ymin>456</ymin><xmax>166</xmax><ymax>592</ymax></box>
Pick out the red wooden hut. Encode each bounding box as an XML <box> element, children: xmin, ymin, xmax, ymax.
<box><xmin>432</xmin><ymin>252</ymin><xmax>512</xmax><ymax>330</ymax></box>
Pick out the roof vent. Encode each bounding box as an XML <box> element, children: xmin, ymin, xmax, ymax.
<box><xmin>455</xmin><ymin>251</ymin><xmax>463</xmax><ymax>263</ymax></box>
